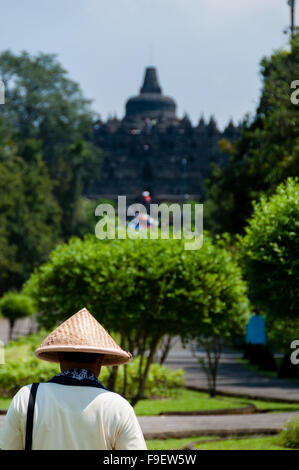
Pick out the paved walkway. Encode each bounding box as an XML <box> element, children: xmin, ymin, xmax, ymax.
<box><xmin>164</xmin><ymin>341</ymin><xmax>299</xmax><ymax>403</ymax></box>
<box><xmin>139</xmin><ymin>411</ymin><xmax>299</xmax><ymax>439</ymax></box>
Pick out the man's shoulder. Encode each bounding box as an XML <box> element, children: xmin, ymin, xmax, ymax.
<box><xmin>13</xmin><ymin>384</ymin><xmax>31</xmax><ymax>399</ymax></box>
<box><xmin>100</xmin><ymin>390</ymin><xmax>131</xmax><ymax>403</ymax></box>
<box><xmin>6</xmin><ymin>384</ymin><xmax>33</xmax><ymax>416</ymax></box>
<box><xmin>16</xmin><ymin>383</ymin><xmax>39</xmax><ymax>401</ymax></box>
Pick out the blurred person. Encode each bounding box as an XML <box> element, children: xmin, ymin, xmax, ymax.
<box><xmin>142</xmin><ymin>190</ymin><xmax>151</xmax><ymax>205</ymax></box>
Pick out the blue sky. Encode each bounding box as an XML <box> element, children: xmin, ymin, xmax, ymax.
<box><xmin>0</xmin><ymin>0</ymin><xmax>298</xmax><ymax>129</ymax></box>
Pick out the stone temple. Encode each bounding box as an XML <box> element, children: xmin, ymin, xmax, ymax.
<box><xmin>91</xmin><ymin>67</ymin><xmax>239</xmax><ymax>202</ymax></box>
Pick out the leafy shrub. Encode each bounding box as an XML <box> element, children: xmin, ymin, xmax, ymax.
<box><xmin>0</xmin><ymin>333</ymin><xmax>185</xmax><ymax>398</ymax></box>
<box><xmin>105</xmin><ymin>359</ymin><xmax>185</xmax><ymax>399</ymax></box>
<box><xmin>239</xmin><ymin>178</ymin><xmax>299</xmax><ymax>323</ymax></box>
<box><xmin>279</xmin><ymin>417</ymin><xmax>299</xmax><ymax>449</ymax></box>
<box><xmin>24</xmin><ymin>230</ymin><xmax>249</xmax><ymax>406</ymax></box>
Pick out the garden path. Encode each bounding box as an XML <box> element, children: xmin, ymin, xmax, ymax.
<box><xmin>139</xmin><ymin>410</ymin><xmax>299</xmax><ymax>439</ymax></box>
<box><xmin>165</xmin><ymin>340</ymin><xmax>299</xmax><ymax>403</ymax></box>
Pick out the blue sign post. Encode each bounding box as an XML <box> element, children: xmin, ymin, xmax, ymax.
<box><xmin>246</xmin><ymin>315</ymin><xmax>266</xmax><ymax>345</ymax></box>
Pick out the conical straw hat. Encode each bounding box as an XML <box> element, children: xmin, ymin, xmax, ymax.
<box><xmin>35</xmin><ymin>308</ymin><xmax>132</xmax><ymax>366</ymax></box>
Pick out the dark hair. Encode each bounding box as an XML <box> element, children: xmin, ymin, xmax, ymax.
<box><xmin>58</xmin><ymin>352</ymin><xmax>104</xmax><ymax>364</ymax></box>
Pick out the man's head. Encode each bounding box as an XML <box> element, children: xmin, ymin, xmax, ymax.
<box><xmin>58</xmin><ymin>352</ymin><xmax>105</xmax><ymax>378</ymax></box>
<box><xmin>35</xmin><ymin>308</ymin><xmax>132</xmax><ymax>367</ymax></box>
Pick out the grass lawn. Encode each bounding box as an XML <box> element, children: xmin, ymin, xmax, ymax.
<box><xmin>194</xmin><ymin>435</ymin><xmax>296</xmax><ymax>450</ymax></box>
<box><xmin>248</xmin><ymin>398</ymin><xmax>299</xmax><ymax>412</ymax></box>
<box><xmin>134</xmin><ymin>389</ymin><xmax>299</xmax><ymax>416</ymax></box>
<box><xmin>146</xmin><ymin>435</ymin><xmax>295</xmax><ymax>450</ymax></box>
<box><xmin>134</xmin><ymin>389</ymin><xmax>248</xmax><ymax>415</ymax></box>
<box><xmin>3</xmin><ymin>331</ymin><xmax>49</xmax><ymax>363</ymax></box>
<box><xmin>146</xmin><ymin>436</ymin><xmax>214</xmax><ymax>450</ymax></box>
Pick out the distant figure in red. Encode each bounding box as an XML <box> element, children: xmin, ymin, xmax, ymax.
<box><xmin>142</xmin><ymin>190</ymin><xmax>151</xmax><ymax>204</ymax></box>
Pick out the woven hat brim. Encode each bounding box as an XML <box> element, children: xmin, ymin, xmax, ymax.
<box><xmin>35</xmin><ymin>345</ymin><xmax>132</xmax><ymax>366</ymax></box>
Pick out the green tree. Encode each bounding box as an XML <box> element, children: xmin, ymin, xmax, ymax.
<box><xmin>267</xmin><ymin>317</ymin><xmax>299</xmax><ymax>354</ymax></box>
<box><xmin>0</xmin><ymin>292</ymin><xmax>36</xmax><ymax>340</ymax></box>
<box><xmin>205</xmin><ymin>32</ymin><xmax>299</xmax><ymax>234</ymax></box>
<box><xmin>24</xmin><ymin>230</ymin><xmax>250</xmax><ymax>404</ymax></box>
<box><xmin>239</xmin><ymin>178</ymin><xmax>299</xmax><ymax>321</ymax></box>
<box><xmin>24</xmin><ymin>235</ymin><xmax>186</xmax><ymax>405</ymax></box>
<box><xmin>239</xmin><ymin>177</ymin><xmax>299</xmax><ymax>378</ymax></box>
<box><xmin>181</xmin><ymin>235</ymin><xmax>250</xmax><ymax>397</ymax></box>
<box><xmin>0</xmin><ymin>130</ymin><xmax>61</xmax><ymax>293</ymax></box>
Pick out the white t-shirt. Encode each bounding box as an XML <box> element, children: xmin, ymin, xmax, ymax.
<box><xmin>0</xmin><ymin>383</ymin><xmax>147</xmax><ymax>450</ymax></box>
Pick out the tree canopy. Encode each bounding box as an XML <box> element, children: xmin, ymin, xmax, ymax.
<box><xmin>24</xmin><ymin>232</ymin><xmax>250</xmax><ymax>403</ymax></box>
<box><xmin>239</xmin><ymin>177</ymin><xmax>299</xmax><ymax>321</ymax></box>
<box><xmin>0</xmin><ymin>125</ymin><xmax>61</xmax><ymax>293</ymax></box>
<box><xmin>0</xmin><ymin>51</ymin><xmax>106</xmax><ymax>292</ymax></box>
<box><xmin>0</xmin><ymin>291</ymin><xmax>36</xmax><ymax>339</ymax></box>
<box><xmin>205</xmin><ymin>32</ymin><xmax>299</xmax><ymax>234</ymax></box>
<box><xmin>0</xmin><ymin>50</ymin><xmax>104</xmax><ymax>238</ymax></box>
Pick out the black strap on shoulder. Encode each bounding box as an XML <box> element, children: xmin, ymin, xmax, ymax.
<box><xmin>25</xmin><ymin>383</ymin><xmax>39</xmax><ymax>451</ymax></box>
